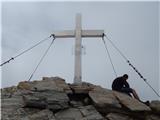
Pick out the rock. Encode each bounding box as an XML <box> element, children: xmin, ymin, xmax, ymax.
<box><xmin>145</xmin><ymin>115</ymin><xmax>160</xmax><ymax>120</ymax></box>
<box><xmin>89</xmin><ymin>87</ymin><xmax>121</xmax><ymax>109</ymax></box>
<box><xmin>31</xmin><ymin>77</ymin><xmax>63</xmax><ymax>91</ymax></box>
<box><xmin>55</xmin><ymin>108</ymin><xmax>83</xmax><ymax>120</ymax></box>
<box><xmin>32</xmin><ymin>77</ymin><xmax>72</xmax><ymax>93</ymax></box>
<box><xmin>23</xmin><ymin>95</ymin><xmax>47</xmax><ymax>109</ymax></box>
<box><xmin>22</xmin><ymin>109</ymin><xmax>56</xmax><ymax>120</ymax></box>
<box><xmin>51</xmin><ymin>77</ymin><xmax>72</xmax><ymax>93</ymax></box>
<box><xmin>113</xmin><ymin>91</ymin><xmax>151</xmax><ymax>111</ymax></box>
<box><xmin>1</xmin><ymin>76</ymin><xmax>160</xmax><ymax>120</ymax></box>
<box><xmin>106</xmin><ymin>113</ymin><xmax>133</xmax><ymax>120</ymax></box>
<box><xmin>1</xmin><ymin>95</ymin><xmax>25</xmax><ymax>119</ymax></box>
<box><xmin>79</xmin><ymin>105</ymin><xmax>105</xmax><ymax>120</ymax></box>
<box><xmin>150</xmin><ymin>100</ymin><xmax>160</xmax><ymax>113</ymax></box>
<box><xmin>23</xmin><ymin>90</ymin><xmax>69</xmax><ymax>112</ymax></box>
<box><xmin>70</xmin><ymin>100</ymin><xmax>84</xmax><ymax>107</ymax></box>
<box><xmin>55</xmin><ymin>106</ymin><xmax>105</xmax><ymax>120</ymax></box>
<box><xmin>1</xmin><ymin>86</ymin><xmax>17</xmax><ymax>98</ymax></box>
<box><xmin>17</xmin><ymin>81</ymin><xmax>32</xmax><ymax>90</ymax></box>
<box><xmin>69</xmin><ymin>84</ymin><xmax>94</xmax><ymax>94</ymax></box>
<box><xmin>1</xmin><ymin>107</ymin><xmax>41</xmax><ymax>120</ymax></box>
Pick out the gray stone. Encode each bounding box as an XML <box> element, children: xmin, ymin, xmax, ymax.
<box><xmin>31</xmin><ymin>77</ymin><xmax>67</xmax><ymax>92</ymax></box>
<box><xmin>17</xmin><ymin>77</ymin><xmax>72</xmax><ymax>93</ymax></box>
<box><xmin>113</xmin><ymin>91</ymin><xmax>151</xmax><ymax>111</ymax></box>
<box><xmin>89</xmin><ymin>87</ymin><xmax>121</xmax><ymax>109</ymax></box>
<box><xmin>69</xmin><ymin>84</ymin><xmax>94</xmax><ymax>94</ymax></box>
<box><xmin>70</xmin><ymin>100</ymin><xmax>84</xmax><ymax>107</ymax></box>
<box><xmin>1</xmin><ymin>95</ymin><xmax>25</xmax><ymax>120</ymax></box>
<box><xmin>79</xmin><ymin>105</ymin><xmax>105</xmax><ymax>120</ymax></box>
<box><xmin>22</xmin><ymin>109</ymin><xmax>56</xmax><ymax>120</ymax></box>
<box><xmin>1</xmin><ymin>96</ymin><xmax>24</xmax><ymax>109</ymax></box>
<box><xmin>150</xmin><ymin>100</ymin><xmax>160</xmax><ymax>112</ymax></box>
<box><xmin>55</xmin><ymin>108</ymin><xmax>83</xmax><ymax>120</ymax></box>
<box><xmin>1</xmin><ymin>107</ymin><xmax>41</xmax><ymax>120</ymax></box>
<box><xmin>145</xmin><ymin>115</ymin><xmax>160</xmax><ymax>120</ymax></box>
<box><xmin>23</xmin><ymin>90</ymin><xmax>69</xmax><ymax>112</ymax></box>
<box><xmin>1</xmin><ymin>86</ymin><xmax>17</xmax><ymax>98</ymax></box>
<box><xmin>106</xmin><ymin>113</ymin><xmax>133</xmax><ymax>120</ymax></box>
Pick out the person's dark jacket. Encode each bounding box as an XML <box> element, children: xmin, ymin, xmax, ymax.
<box><xmin>112</xmin><ymin>76</ymin><xmax>130</xmax><ymax>91</ymax></box>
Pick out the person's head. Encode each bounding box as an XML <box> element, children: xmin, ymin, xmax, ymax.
<box><xmin>122</xmin><ymin>74</ymin><xmax>128</xmax><ymax>81</ymax></box>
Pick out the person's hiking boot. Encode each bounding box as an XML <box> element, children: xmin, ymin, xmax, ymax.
<box><xmin>141</xmin><ymin>100</ymin><xmax>150</xmax><ymax>106</ymax></box>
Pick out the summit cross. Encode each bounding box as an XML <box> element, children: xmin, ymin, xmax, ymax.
<box><xmin>52</xmin><ymin>13</ymin><xmax>104</xmax><ymax>84</ymax></box>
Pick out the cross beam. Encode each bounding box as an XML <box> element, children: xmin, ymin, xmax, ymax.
<box><xmin>52</xmin><ymin>13</ymin><xmax>104</xmax><ymax>84</ymax></box>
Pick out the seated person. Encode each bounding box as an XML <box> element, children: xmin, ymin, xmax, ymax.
<box><xmin>112</xmin><ymin>74</ymin><xmax>140</xmax><ymax>100</ymax></box>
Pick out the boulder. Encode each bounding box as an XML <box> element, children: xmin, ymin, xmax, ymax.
<box><xmin>1</xmin><ymin>96</ymin><xmax>25</xmax><ymax>120</ymax></box>
<box><xmin>89</xmin><ymin>87</ymin><xmax>121</xmax><ymax>110</ymax></box>
<box><xmin>55</xmin><ymin>105</ymin><xmax>105</xmax><ymax>120</ymax></box>
<box><xmin>78</xmin><ymin>105</ymin><xmax>105</xmax><ymax>120</ymax></box>
<box><xmin>23</xmin><ymin>90</ymin><xmax>69</xmax><ymax>112</ymax></box>
<box><xmin>21</xmin><ymin>109</ymin><xmax>56</xmax><ymax>120</ymax></box>
<box><xmin>17</xmin><ymin>81</ymin><xmax>32</xmax><ymax>90</ymax></box>
<box><xmin>31</xmin><ymin>77</ymin><xmax>67</xmax><ymax>92</ymax></box>
<box><xmin>1</xmin><ymin>86</ymin><xmax>17</xmax><ymax>98</ymax></box>
<box><xmin>55</xmin><ymin>108</ymin><xmax>83</xmax><ymax>120</ymax></box>
<box><xmin>1</xmin><ymin>107</ymin><xmax>41</xmax><ymax>120</ymax></box>
<box><xmin>69</xmin><ymin>84</ymin><xmax>93</xmax><ymax>94</ymax></box>
<box><xmin>17</xmin><ymin>77</ymin><xmax>72</xmax><ymax>93</ymax></box>
<box><xmin>113</xmin><ymin>91</ymin><xmax>151</xmax><ymax>111</ymax></box>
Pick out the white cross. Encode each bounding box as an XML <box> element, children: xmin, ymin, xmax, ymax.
<box><xmin>52</xmin><ymin>13</ymin><xmax>104</xmax><ymax>84</ymax></box>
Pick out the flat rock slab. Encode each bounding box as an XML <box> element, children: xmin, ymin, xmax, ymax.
<box><xmin>106</xmin><ymin>113</ymin><xmax>133</xmax><ymax>120</ymax></box>
<box><xmin>69</xmin><ymin>84</ymin><xmax>94</xmax><ymax>94</ymax></box>
<box><xmin>17</xmin><ymin>77</ymin><xmax>72</xmax><ymax>93</ymax></box>
<box><xmin>55</xmin><ymin>105</ymin><xmax>105</xmax><ymax>120</ymax></box>
<box><xmin>23</xmin><ymin>90</ymin><xmax>69</xmax><ymax>112</ymax></box>
<box><xmin>22</xmin><ymin>109</ymin><xmax>56</xmax><ymax>120</ymax></box>
<box><xmin>1</xmin><ymin>96</ymin><xmax>24</xmax><ymax>109</ymax></box>
<box><xmin>79</xmin><ymin>105</ymin><xmax>104</xmax><ymax>120</ymax></box>
<box><xmin>55</xmin><ymin>108</ymin><xmax>83</xmax><ymax>120</ymax></box>
<box><xmin>2</xmin><ymin>107</ymin><xmax>41</xmax><ymax>120</ymax></box>
<box><xmin>89</xmin><ymin>87</ymin><xmax>121</xmax><ymax>109</ymax></box>
<box><xmin>113</xmin><ymin>91</ymin><xmax>151</xmax><ymax>111</ymax></box>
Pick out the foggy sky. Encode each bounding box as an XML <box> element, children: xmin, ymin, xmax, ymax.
<box><xmin>1</xmin><ymin>1</ymin><xmax>159</xmax><ymax>101</ymax></box>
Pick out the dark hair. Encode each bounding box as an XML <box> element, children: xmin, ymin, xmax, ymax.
<box><xmin>123</xmin><ymin>74</ymin><xmax>128</xmax><ymax>79</ymax></box>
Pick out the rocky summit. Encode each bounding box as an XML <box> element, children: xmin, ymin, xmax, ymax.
<box><xmin>1</xmin><ymin>77</ymin><xmax>160</xmax><ymax>120</ymax></box>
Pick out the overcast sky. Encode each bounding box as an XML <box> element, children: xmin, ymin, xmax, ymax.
<box><xmin>1</xmin><ymin>1</ymin><xmax>159</xmax><ymax>101</ymax></box>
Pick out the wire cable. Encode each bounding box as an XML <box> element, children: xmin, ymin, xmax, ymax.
<box><xmin>0</xmin><ymin>36</ymin><xmax>52</xmax><ymax>67</ymax></box>
<box><xmin>28</xmin><ymin>36</ymin><xmax>56</xmax><ymax>81</ymax></box>
<box><xmin>102</xmin><ymin>37</ymin><xmax>117</xmax><ymax>77</ymax></box>
<box><xmin>103</xmin><ymin>33</ymin><xmax>160</xmax><ymax>98</ymax></box>
<box><xmin>103</xmin><ymin>34</ymin><xmax>128</xmax><ymax>61</ymax></box>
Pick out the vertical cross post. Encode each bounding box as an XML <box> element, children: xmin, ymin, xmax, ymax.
<box><xmin>52</xmin><ymin>13</ymin><xmax>104</xmax><ymax>85</ymax></box>
<box><xmin>74</xmin><ymin>13</ymin><xmax>82</xmax><ymax>84</ymax></box>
